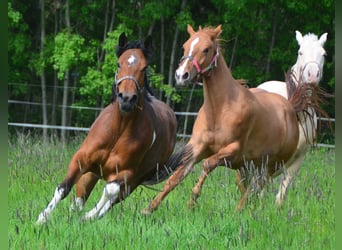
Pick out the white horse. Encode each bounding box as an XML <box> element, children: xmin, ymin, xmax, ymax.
<box><xmin>257</xmin><ymin>30</ymin><xmax>328</xmax><ymax>207</ymax></box>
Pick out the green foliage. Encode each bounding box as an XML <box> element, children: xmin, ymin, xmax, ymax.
<box><xmin>8</xmin><ymin>0</ymin><xmax>335</xmax><ymax>131</ymax></box>
<box><xmin>53</xmin><ymin>32</ymin><xmax>91</xmax><ymax>80</ymax></box>
<box><xmin>8</xmin><ymin>2</ymin><xmax>22</xmax><ymax>27</ymax></box>
<box><xmin>148</xmin><ymin>66</ymin><xmax>182</xmax><ymax>103</ymax></box>
<box><xmin>78</xmin><ymin>25</ymin><xmax>131</xmax><ymax>106</ymax></box>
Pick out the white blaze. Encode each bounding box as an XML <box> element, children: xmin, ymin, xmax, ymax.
<box><xmin>176</xmin><ymin>37</ymin><xmax>199</xmax><ymax>76</ymax></box>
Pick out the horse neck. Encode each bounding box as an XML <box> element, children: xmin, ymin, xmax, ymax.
<box><xmin>202</xmin><ymin>54</ymin><xmax>241</xmax><ymax>109</ymax></box>
<box><xmin>112</xmin><ymin>100</ymin><xmax>145</xmax><ymax>133</ymax></box>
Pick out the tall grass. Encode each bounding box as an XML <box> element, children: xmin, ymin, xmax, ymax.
<box><xmin>8</xmin><ymin>134</ymin><xmax>335</xmax><ymax>249</ymax></box>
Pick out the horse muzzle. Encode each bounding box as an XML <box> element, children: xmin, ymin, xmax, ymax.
<box><xmin>302</xmin><ymin>62</ymin><xmax>322</xmax><ymax>84</ymax></box>
<box><xmin>175</xmin><ymin>67</ymin><xmax>198</xmax><ymax>86</ymax></box>
<box><xmin>118</xmin><ymin>92</ymin><xmax>138</xmax><ymax>113</ymax></box>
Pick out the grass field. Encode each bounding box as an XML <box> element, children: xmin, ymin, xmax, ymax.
<box><xmin>8</xmin><ymin>134</ymin><xmax>335</xmax><ymax>249</ymax></box>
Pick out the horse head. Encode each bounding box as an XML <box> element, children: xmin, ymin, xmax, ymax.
<box><xmin>175</xmin><ymin>24</ymin><xmax>222</xmax><ymax>86</ymax></box>
<box><xmin>113</xmin><ymin>32</ymin><xmax>152</xmax><ymax>113</ymax></box>
<box><xmin>292</xmin><ymin>30</ymin><xmax>327</xmax><ymax>85</ymax></box>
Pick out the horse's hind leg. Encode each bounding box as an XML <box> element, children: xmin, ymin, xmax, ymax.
<box><xmin>73</xmin><ymin>172</ymin><xmax>99</xmax><ymax>211</ymax></box>
<box><xmin>36</xmin><ymin>151</ymin><xmax>88</xmax><ymax>224</ymax></box>
<box><xmin>276</xmin><ymin>151</ymin><xmax>306</xmax><ymax>208</ymax></box>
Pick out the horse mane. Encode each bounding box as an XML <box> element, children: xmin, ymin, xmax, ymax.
<box><xmin>286</xmin><ymin>70</ymin><xmax>333</xmax><ymax>144</ymax></box>
<box><xmin>111</xmin><ymin>39</ymin><xmax>154</xmax><ymax>103</ymax></box>
<box><xmin>116</xmin><ymin>40</ymin><xmax>152</xmax><ymax>62</ymax></box>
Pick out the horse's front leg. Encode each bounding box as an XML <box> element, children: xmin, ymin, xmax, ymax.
<box><xmin>73</xmin><ymin>172</ymin><xmax>99</xmax><ymax>211</ymax></box>
<box><xmin>142</xmin><ymin>161</ymin><xmax>195</xmax><ymax>215</ymax></box>
<box><xmin>82</xmin><ymin>181</ymin><xmax>120</xmax><ymax>220</ymax></box>
<box><xmin>82</xmin><ymin>169</ymin><xmax>136</xmax><ymax>220</ymax></box>
<box><xmin>187</xmin><ymin>142</ymin><xmax>240</xmax><ymax>208</ymax></box>
<box><xmin>36</xmin><ymin>152</ymin><xmax>87</xmax><ymax>224</ymax></box>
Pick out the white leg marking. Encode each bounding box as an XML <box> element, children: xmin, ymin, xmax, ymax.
<box><xmin>83</xmin><ymin>182</ymin><xmax>120</xmax><ymax>220</ymax></box>
<box><xmin>70</xmin><ymin>197</ymin><xmax>85</xmax><ymax>211</ymax></box>
<box><xmin>98</xmin><ymin>199</ymin><xmax>116</xmax><ymax>218</ymax></box>
<box><xmin>36</xmin><ymin>187</ymin><xmax>64</xmax><ymax>225</ymax></box>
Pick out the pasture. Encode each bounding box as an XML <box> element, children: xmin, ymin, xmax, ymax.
<box><xmin>8</xmin><ymin>134</ymin><xmax>334</xmax><ymax>249</ymax></box>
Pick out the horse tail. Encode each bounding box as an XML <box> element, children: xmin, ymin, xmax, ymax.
<box><xmin>142</xmin><ymin>144</ymin><xmax>193</xmax><ymax>185</ymax></box>
<box><xmin>286</xmin><ymin>71</ymin><xmax>332</xmax><ymax>143</ymax></box>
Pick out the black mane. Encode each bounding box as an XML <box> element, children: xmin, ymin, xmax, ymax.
<box><xmin>115</xmin><ymin>40</ymin><xmax>152</xmax><ymax>63</ymax></box>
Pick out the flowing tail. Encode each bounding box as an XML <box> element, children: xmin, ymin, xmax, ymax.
<box><xmin>142</xmin><ymin>144</ymin><xmax>193</xmax><ymax>185</ymax></box>
<box><xmin>286</xmin><ymin>71</ymin><xmax>332</xmax><ymax>144</ymax></box>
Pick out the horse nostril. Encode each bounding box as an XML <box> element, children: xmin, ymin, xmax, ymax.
<box><xmin>130</xmin><ymin>94</ymin><xmax>137</xmax><ymax>104</ymax></box>
<box><xmin>182</xmin><ymin>72</ymin><xmax>189</xmax><ymax>80</ymax></box>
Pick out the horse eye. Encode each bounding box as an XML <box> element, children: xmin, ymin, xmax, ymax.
<box><xmin>203</xmin><ymin>48</ymin><xmax>209</xmax><ymax>54</ymax></box>
<box><xmin>298</xmin><ymin>51</ymin><xmax>303</xmax><ymax>56</ymax></box>
<box><xmin>117</xmin><ymin>63</ymin><xmax>121</xmax><ymax>68</ymax></box>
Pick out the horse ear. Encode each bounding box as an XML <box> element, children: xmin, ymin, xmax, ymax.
<box><xmin>319</xmin><ymin>33</ymin><xmax>328</xmax><ymax>46</ymax></box>
<box><xmin>213</xmin><ymin>24</ymin><xmax>222</xmax><ymax>37</ymax></box>
<box><xmin>295</xmin><ymin>30</ymin><xmax>303</xmax><ymax>45</ymax></box>
<box><xmin>118</xmin><ymin>32</ymin><xmax>128</xmax><ymax>48</ymax></box>
<box><xmin>187</xmin><ymin>24</ymin><xmax>195</xmax><ymax>35</ymax></box>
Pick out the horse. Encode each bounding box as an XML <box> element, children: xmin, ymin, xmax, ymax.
<box><xmin>256</xmin><ymin>30</ymin><xmax>328</xmax><ymax>207</ymax></box>
<box><xmin>37</xmin><ymin>33</ymin><xmax>178</xmax><ymax>224</ymax></box>
<box><xmin>143</xmin><ymin>24</ymin><xmax>307</xmax><ymax>214</ymax></box>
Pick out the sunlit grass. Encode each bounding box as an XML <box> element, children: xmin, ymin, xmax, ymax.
<box><xmin>8</xmin><ymin>134</ymin><xmax>335</xmax><ymax>249</ymax></box>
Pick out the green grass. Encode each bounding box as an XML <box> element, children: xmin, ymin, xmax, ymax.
<box><xmin>8</xmin><ymin>134</ymin><xmax>335</xmax><ymax>249</ymax></box>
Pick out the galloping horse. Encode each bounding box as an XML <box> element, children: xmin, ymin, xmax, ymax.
<box><xmin>257</xmin><ymin>30</ymin><xmax>328</xmax><ymax>206</ymax></box>
<box><xmin>143</xmin><ymin>25</ymin><xmax>305</xmax><ymax>214</ymax></box>
<box><xmin>37</xmin><ymin>33</ymin><xmax>177</xmax><ymax>224</ymax></box>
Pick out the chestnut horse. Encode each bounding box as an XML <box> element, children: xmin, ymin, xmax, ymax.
<box><xmin>143</xmin><ymin>25</ymin><xmax>305</xmax><ymax>214</ymax></box>
<box><xmin>37</xmin><ymin>33</ymin><xmax>177</xmax><ymax>224</ymax></box>
<box><xmin>256</xmin><ymin>31</ymin><xmax>328</xmax><ymax>207</ymax></box>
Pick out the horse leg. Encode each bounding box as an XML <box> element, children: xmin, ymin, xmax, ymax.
<box><xmin>236</xmin><ymin>164</ymin><xmax>268</xmax><ymax>211</ymax></box>
<box><xmin>276</xmin><ymin>150</ymin><xmax>306</xmax><ymax>208</ymax></box>
<box><xmin>142</xmin><ymin>162</ymin><xmax>195</xmax><ymax>214</ymax></box>
<box><xmin>235</xmin><ymin>170</ymin><xmax>246</xmax><ymax>194</ymax></box>
<box><xmin>36</xmin><ymin>152</ymin><xmax>87</xmax><ymax>224</ymax></box>
<box><xmin>73</xmin><ymin>172</ymin><xmax>99</xmax><ymax>211</ymax></box>
<box><xmin>83</xmin><ymin>169</ymin><xmax>137</xmax><ymax>220</ymax></box>
<box><xmin>187</xmin><ymin>142</ymin><xmax>240</xmax><ymax>208</ymax></box>
<box><xmin>187</xmin><ymin>159</ymin><xmax>218</xmax><ymax>208</ymax></box>
<box><xmin>82</xmin><ymin>181</ymin><xmax>120</xmax><ymax>220</ymax></box>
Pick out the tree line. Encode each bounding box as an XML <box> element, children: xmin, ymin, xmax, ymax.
<box><xmin>8</xmin><ymin>0</ymin><xmax>335</xmax><ymax>143</ymax></box>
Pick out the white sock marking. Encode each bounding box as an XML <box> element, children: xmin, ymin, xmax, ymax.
<box><xmin>83</xmin><ymin>182</ymin><xmax>120</xmax><ymax>220</ymax></box>
<box><xmin>36</xmin><ymin>187</ymin><xmax>64</xmax><ymax>224</ymax></box>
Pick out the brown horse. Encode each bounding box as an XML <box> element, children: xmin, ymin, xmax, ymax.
<box><xmin>143</xmin><ymin>24</ymin><xmax>304</xmax><ymax>214</ymax></box>
<box><xmin>37</xmin><ymin>33</ymin><xmax>177</xmax><ymax>224</ymax></box>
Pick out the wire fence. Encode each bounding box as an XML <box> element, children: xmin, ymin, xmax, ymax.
<box><xmin>8</xmin><ymin>99</ymin><xmax>335</xmax><ymax>149</ymax></box>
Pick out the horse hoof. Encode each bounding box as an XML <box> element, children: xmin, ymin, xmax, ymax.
<box><xmin>186</xmin><ymin>199</ymin><xmax>196</xmax><ymax>210</ymax></box>
<box><xmin>141</xmin><ymin>208</ymin><xmax>152</xmax><ymax>215</ymax></box>
<box><xmin>36</xmin><ymin>213</ymin><xmax>48</xmax><ymax>225</ymax></box>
